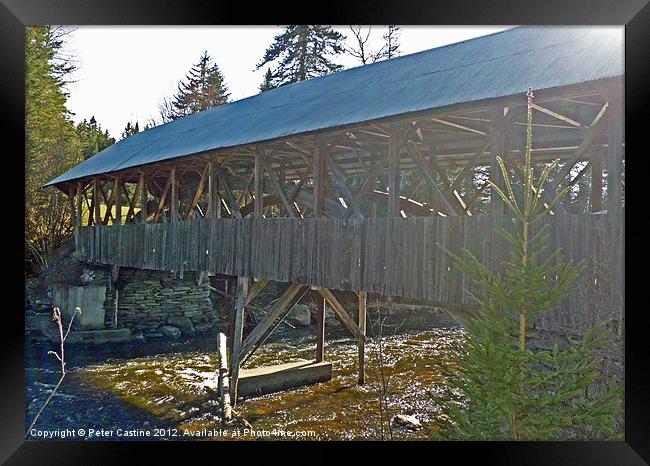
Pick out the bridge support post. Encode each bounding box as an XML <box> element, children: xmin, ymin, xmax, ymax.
<box><xmin>388</xmin><ymin>126</ymin><xmax>402</xmax><ymax>217</ymax></box>
<box><xmin>489</xmin><ymin>106</ymin><xmax>506</xmax><ymax>217</ymax></box>
<box><xmin>606</xmin><ymin>84</ymin><xmax>623</xmax><ymax>214</ymax></box>
<box><xmin>229</xmin><ymin>276</ymin><xmax>248</xmax><ymax>405</ymax></box>
<box><xmin>591</xmin><ymin>148</ymin><xmax>603</xmax><ymax>212</ymax></box>
<box><xmin>358</xmin><ymin>290</ymin><xmax>367</xmax><ymax>385</ymax></box>
<box><xmin>315</xmin><ymin>293</ymin><xmax>325</xmax><ymax>362</ymax></box>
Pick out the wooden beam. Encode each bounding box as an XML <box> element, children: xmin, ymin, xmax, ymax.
<box><xmin>245</xmin><ymin>279</ymin><xmax>270</xmax><ymax>305</ymax></box>
<box><xmin>93</xmin><ymin>178</ymin><xmax>101</xmax><ymax>226</ymax></box>
<box><xmin>313</xmin><ymin>139</ymin><xmax>325</xmax><ymax>218</ymax></box>
<box><xmin>125</xmin><ymin>176</ymin><xmax>141</xmax><ymax>224</ymax></box>
<box><xmin>254</xmin><ymin>150</ymin><xmax>264</xmax><ymax>218</ymax></box>
<box><xmin>549</xmin><ymin>105</ymin><xmax>609</xmax><ymax>192</ymax></box>
<box><xmin>113</xmin><ymin>175</ymin><xmax>122</xmax><ymax>226</ymax></box>
<box><xmin>170</xmin><ymin>165</ymin><xmax>178</xmax><ymax>222</ymax></box>
<box><xmin>207</xmin><ymin>160</ymin><xmax>214</xmax><ymax>218</ymax></box>
<box><xmin>239</xmin><ymin>283</ymin><xmax>305</xmax><ymax>361</ymax></box>
<box><xmin>74</xmin><ymin>182</ymin><xmax>82</xmax><ymax>247</ymax></box>
<box><xmin>101</xmin><ymin>181</ymin><xmax>116</xmax><ymax>225</ymax></box>
<box><xmin>240</xmin><ymin>286</ymin><xmax>310</xmax><ymax>368</ymax></box>
<box><xmin>186</xmin><ymin>163</ymin><xmax>209</xmax><ymax>220</ymax></box>
<box><xmin>345</xmin><ymin>153</ymin><xmax>391</xmax><ymax>219</ymax></box>
<box><xmin>139</xmin><ymin>172</ymin><xmax>148</xmax><ymax>223</ymax></box>
<box><xmin>489</xmin><ymin>106</ymin><xmax>506</xmax><ymax>217</ymax></box>
<box><xmin>152</xmin><ymin>173</ymin><xmax>172</xmax><ymax>223</ymax></box>
<box><xmin>358</xmin><ymin>290</ymin><xmax>367</xmax><ymax>385</ymax></box>
<box><xmin>431</xmin><ymin>117</ymin><xmax>487</xmax><ymax>135</ymax></box>
<box><xmin>464</xmin><ymin>178</ymin><xmax>490</xmax><ymax>213</ymax></box>
<box><xmin>404</xmin><ymin>142</ymin><xmax>458</xmax><ymax>216</ymax></box>
<box><xmin>207</xmin><ymin>159</ymin><xmax>222</xmax><ymax>219</ymax></box>
<box><xmin>606</xmin><ymin>90</ymin><xmax>623</xmax><ymax>213</ymax></box>
<box><xmin>407</xmin><ymin>177</ymin><xmax>424</xmax><ymax>201</ymax></box>
<box><xmin>86</xmin><ymin>188</ymin><xmax>94</xmax><ymax>226</ymax></box>
<box><xmin>257</xmin><ymin>147</ymin><xmax>298</xmax><ymax>218</ymax></box>
<box><xmin>229</xmin><ymin>276</ymin><xmax>249</xmax><ymax>404</ymax></box>
<box><xmin>323</xmin><ymin>149</ymin><xmax>365</xmax><ymax>220</ymax></box>
<box><xmin>591</xmin><ymin>149</ymin><xmax>603</xmax><ymax>212</ymax></box>
<box><xmin>387</xmin><ymin>129</ymin><xmax>401</xmax><ymax>217</ymax></box>
<box><xmin>531</xmin><ymin>103</ymin><xmax>583</xmax><ymax>128</ymax></box>
<box><xmin>316</xmin><ymin>288</ymin><xmax>366</xmax><ymax>342</ymax></box>
<box><xmin>217</xmin><ymin>332</ymin><xmax>232</xmax><ymax>421</ymax></box>
<box><xmin>448</xmin><ymin>139</ymin><xmax>490</xmax><ymax>193</ymax></box>
<box><xmin>217</xmin><ymin>170</ymin><xmax>243</xmax><ymax>219</ymax></box>
<box><xmin>68</xmin><ymin>185</ymin><xmax>76</xmax><ymax>248</ymax></box>
<box><xmin>428</xmin><ymin>150</ymin><xmax>472</xmax><ymax>215</ymax></box>
<box><xmin>316</xmin><ymin>295</ymin><xmax>325</xmax><ymax>363</ymax></box>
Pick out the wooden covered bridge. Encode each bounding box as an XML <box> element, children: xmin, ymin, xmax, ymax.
<box><xmin>46</xmin><ymin>27</ymin><xmax>624</xmax><ymax>401</ymax></box>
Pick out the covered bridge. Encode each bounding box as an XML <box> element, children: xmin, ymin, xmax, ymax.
<box><xmin>46</xmin><ymin>26</ymin><xmax>624</xmax><ymax>400</ymax></box>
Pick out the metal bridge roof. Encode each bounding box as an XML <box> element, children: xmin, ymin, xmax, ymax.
<box><xmin>46</xmin><ymin>26</ymin><xmax>623</xmax><ymax>187</ymax></box>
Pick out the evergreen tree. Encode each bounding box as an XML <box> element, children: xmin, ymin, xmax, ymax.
<box><xmin>259</xmin><ymin>68</ymin><xmax>274</xmax><ymax>93</ymax></box>
<box><xmin>26</xmin><ymin>26</ymin><xmax>83</xmax><ymax>273</ymax></box>
<box><xmin>121</xmin><ymin>121</ymin><xmax>140</xmax><ymax>139</ymax></box>
<box><xmin>161</xmin><ymin>51</ymin><xmax>230</xmax><ymax>121</ymax></box>
<box><xmin>256</xmin><ymin>25</ymin><xmax>346</xmax><ymax>88</ymax></box>
<box><xmin>76</xmin><ymin>116</ymin><xmax>115</xmax><ymax>159</ymax></box>
<box><xmin>437</xmin><ymin>89</ymin><xmax>622</xmax><ymax>440</ymax></box>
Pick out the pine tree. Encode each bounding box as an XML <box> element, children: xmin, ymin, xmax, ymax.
<box><xmin>26</xmin><ymin>26</ymin><xmax>83</xmax><ymax>273</ymax></box>
<box><xmin>437</xmin><ymin>89</ymin><xmax>622</xmax><ymax>440</ymax></box>
<box><xmin>256</xmin><ymin>25</ymin><xmax>346</xmax><ymax>88</ymax></box>
<box><xmin>76</xmin><ymin>116</ymin><xmax>115</xmax><ymax>159</ymax></box>
<box><xmin>161</xmin><ymin>51</ymin><xmax>230</xmax><ymax>121</ymax></box>
<box><xmin>121</xmin><ymin>121</ymin><xmax>140</xmax><ymax>139</ymax></box>
<box><xmin>259</xmin><ymin>68</ymin><xmax>274</xmax><ymax>93</ymax></box>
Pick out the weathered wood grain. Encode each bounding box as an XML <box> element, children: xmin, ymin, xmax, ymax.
<box><xmin>79</xmin><ymin>212</ymin><xmax>623</xmax><ymax>335</ymax></box>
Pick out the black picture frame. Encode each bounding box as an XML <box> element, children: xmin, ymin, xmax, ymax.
<box><xmin>3</xmin><ymin>0</ymin><xmax>648</xmax><ymax>463</ymax></box>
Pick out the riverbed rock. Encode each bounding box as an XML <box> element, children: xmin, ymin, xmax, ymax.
<box><xmin>287</xmin><ymin>304</ymin><xmax>311</xmax><ymax>327</ymax></box>
<box><xmin>167</xmin><ymin>316</ymin><xmax>196</xmax><ymax>335</ymax></box>
<box><xmin>159</xmin><ymin>325</ymin><xmax>182</xmax><ymax>339</ymax></box>
<box><xmin>324</xmin><ymin>308</ymin><xmax>341</xmax><ymax>327</ymax></box>
<box><xmin>392</xmin><ymin>414</ymin><xmax>421</xmax><ymax>430</ymax></box>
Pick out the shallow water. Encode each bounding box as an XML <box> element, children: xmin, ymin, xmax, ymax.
<box><xmin>26</xmin><ymin>325</ymin><xmax>465</xmax><ymax>441</ymax></box>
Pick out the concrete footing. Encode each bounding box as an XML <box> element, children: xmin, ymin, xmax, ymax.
<box><xmin>237</xmin><ymin>360</ymin><xmax>332</xmax><ymax>399</ymax></box>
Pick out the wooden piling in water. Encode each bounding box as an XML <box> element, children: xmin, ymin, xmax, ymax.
<box><xmin>358</xmin><ymin>290</ymin><xmax>367</xmax><ymax>385</ymax></box>
<box><xmin>217</xmin><ymin>332</ymin><xmax>232</xmax><ymax>422</ymax></box>
<box><xmin>316</xmin><ymin>294</ymin><xmax>325</xmax><ymax>363</ymax></box>
<box><xmin>229</xmin><ymin>276</ymin><xmax>248</xmax><ymax>404</ymax></box>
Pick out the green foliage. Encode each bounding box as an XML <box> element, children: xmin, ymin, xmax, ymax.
<box><xmin>437</xmin><ymin>89</ymin><xmax>622</xmax><ymax>440</ymax></box>
<box><xmin>161</xmin><ymin>51</ymin><xmax>230</xmax><ymax>122</ymax></box>
<box><xmin>259</xmin><ymin>69</ymin><xmax>274</xmax><ymax>93</ymax></box>
<box><xmin>76</xmin><ymin>116</ymin><xmax>116</xmax><ymax>159</ymax></box>
<box><xmin>25</xmin><ymin>26</ymin><xmax>83</xmax><ymax>274</ymax></box>
<box><xmin>121</xmin><ymin>121</ymin><xmax>140</xmax><ymax>140</ymax></box>
<box><xmin>256</xmin><ymin>26</ymin><xmax>346</xmax><ymax>89</ymax></box>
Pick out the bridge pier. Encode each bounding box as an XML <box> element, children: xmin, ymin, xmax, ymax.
<box><xmin>358</xmin><ymin>290</ymin><xmax>367</xmax><ymax>385</ymax></box>
<box><xmin>229</xmin><ymin>276</ymin><xmax>248</xmax><ymax>404</ymax></box>
<box><xmin>226</xmin><ymin>280</ymin><xmax>369</xmax><ymax>403</ymax></box>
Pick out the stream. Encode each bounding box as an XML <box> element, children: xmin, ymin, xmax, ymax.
<box><xmin>26</xmin><ymin>323</ymin><xmax>465</xmax><ymax>441</ymax></box>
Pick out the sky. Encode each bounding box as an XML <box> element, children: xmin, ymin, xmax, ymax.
<box><xmin>61</xmin><ymin>26</ymin><xmax>510</xmax><ymax>138</ymax></box>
